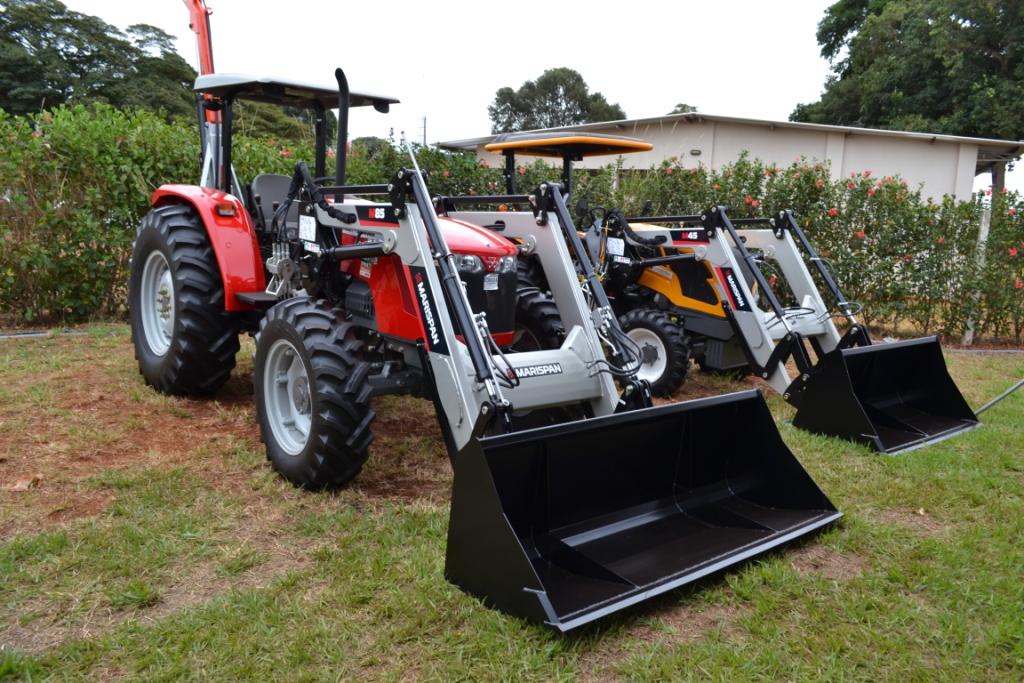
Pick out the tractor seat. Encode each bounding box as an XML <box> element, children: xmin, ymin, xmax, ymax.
<box><xmin>251</xmin><ymin>173</ymin><xmax>299</xmax><ymax>232</ymax></box>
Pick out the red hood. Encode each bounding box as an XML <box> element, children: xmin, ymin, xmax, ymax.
<box><xmin>438</xmin><ymin>217</ymin><xmax>517</xmax><ymax>258</ymax></box>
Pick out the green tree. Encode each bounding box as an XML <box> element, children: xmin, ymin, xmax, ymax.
<box><xmin>488</xmin><ymin>68</ymin><xmax>626</xmax><ymax>133</ymax></box>
<box><xmin>0</xmin><ymin>0</ymin><xmax>196</xmax><ymax>119</ymax></box>
<box><xmin>668</xmin><ymin>103</ymin><xmax>698</xmax><ymax>114</ymax></box>
<box><xmin>793</xmin><ymin>0</ymin><xmax>1024</xmax><ymax>144</ymax></box>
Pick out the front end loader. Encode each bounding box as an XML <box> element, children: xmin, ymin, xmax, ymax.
<box><xmin>603</xmin><ymin>206</ymin><xmax>979</xmax><ymax>454</ymax></box>
<box><xmin>127</xmin><ymin>1</ymin><xmax>841</xmax><ymax>631</ymax></box>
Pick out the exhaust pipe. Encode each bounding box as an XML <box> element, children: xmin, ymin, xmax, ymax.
<box><xmin>792</xmin><ymin>336</ymin><xmax>979</xmax><ymax>454</ymax></box>
<box><xmin>445</xmin><ymin>390</ymin><xmax>841</xmax><ymax>631</ymax></box>
<box><xmin>335</xmin><ymin>68</ymin><xmax>349</xmax><ymax>185</ymax></box>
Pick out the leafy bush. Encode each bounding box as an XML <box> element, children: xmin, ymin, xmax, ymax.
<box><xmin>1</xmin><ymin>106</ymin><xmax>1021</xmax><ymax>342</ymax></box>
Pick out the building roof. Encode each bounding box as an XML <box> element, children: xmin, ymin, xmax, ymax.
<box><xmin>441</xmin><ymin>112</ymin><xmax>1023</xmax><ymax>174</ymax></box>
<box><xmin>193</xmin><ymin>73</ymin><xmax>399</xmax><ymax>111</ymax></box>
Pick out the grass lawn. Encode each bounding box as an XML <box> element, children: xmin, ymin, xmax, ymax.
<box><xmin>0</xmin><ymin>325</ymin><xmax>1022</xmax><ymax>681</ymax></box>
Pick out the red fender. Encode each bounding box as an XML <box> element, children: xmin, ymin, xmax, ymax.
<box><xmin>152</xmin><ymin>184</ymin><xmax>266</xmax><ymax>312</ymax></box>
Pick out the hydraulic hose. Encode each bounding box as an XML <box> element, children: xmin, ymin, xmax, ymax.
<box><xmin>606</xmin><ymin>209</ymin><xmax>666</xmax><ymax>247</ymax></box>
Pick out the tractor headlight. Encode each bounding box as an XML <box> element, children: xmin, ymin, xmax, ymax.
<box><xmin>454</xmin><ymin>254</ymin><xmax>484</xmax><ymax>274</ymax></box>
<box><xmin>494</xmin><ymin>255</ymin><xmax>517</xmax><ymax>274</ymax></box>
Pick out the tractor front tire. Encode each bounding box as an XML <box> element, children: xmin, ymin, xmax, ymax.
<box><xmin>129</xmin><ymin>204</ymin><xmax>239</xmax><ymax>395</ymax></box>
<box><xmin>619</xmin><ymin>309</ymin><xmax>691</xmax><ymax>397</ymax></box>
<box><xmin>254</xmin><ymin>298</ymin><xmax>374</xmax><ymax>489</ymax></box>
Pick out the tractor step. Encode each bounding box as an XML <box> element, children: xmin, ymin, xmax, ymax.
<box><xmin>235</xmin><ymin>291</ymin><xmax>280</xmax><ymax>307</ymax></box>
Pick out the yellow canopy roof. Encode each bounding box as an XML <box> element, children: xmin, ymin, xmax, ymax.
<box><xmin>484</xmin><ymin>132</ymin><xmax>652</xmax><ymax>158</ymax></box>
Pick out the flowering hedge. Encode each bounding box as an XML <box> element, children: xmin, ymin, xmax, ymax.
<box><xmin>1</xmin><ymin>106</ymin><xmax>1021</xmax><ymax>341</ymax></box>
<box><xmin>581</xmin><ymin>154</ymin><xmax>1024</xmax><ymax>342</ymax></box>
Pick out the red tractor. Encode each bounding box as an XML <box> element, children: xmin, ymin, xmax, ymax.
<box><xmin>127</xmin><ymin>1</ymin><xmax>841</xmax><ymax>630</ymax></box>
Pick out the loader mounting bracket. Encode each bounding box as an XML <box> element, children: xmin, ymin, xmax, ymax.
<box><xmin>837</xmin><ymin>324</ymin><xmax>872</xmax><ymax>349</ymax></box>
<box><xmin>389</xmin><ymin>170</ymin><xmax>415</xmax><ymax>218</ymax></box>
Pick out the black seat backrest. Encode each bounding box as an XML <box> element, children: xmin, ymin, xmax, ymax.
<box><xmin>251</xmin><ymin>173</ymin><xmax>298</xmax><ymax>231</ymax></box>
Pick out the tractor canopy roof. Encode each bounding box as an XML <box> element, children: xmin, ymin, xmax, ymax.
<box><xmin>194</xmin><ymin>73</ymin><xmax>399</xmax><ymax>112</ymax></box>
<box><xmin>484</xmin><ymin>132</ymin><xmax>652</xmax><ymax>159</ymax></box>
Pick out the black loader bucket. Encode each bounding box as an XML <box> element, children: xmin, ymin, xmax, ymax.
<box><xmin>445</xmin><ymin>390</ymin><xmax>840</xmax><ymax>631</ymax></box>
<box><xmin>792</xmin><ymin>336</ymin><xmax>978</xmax><ymax>454</ymax></box>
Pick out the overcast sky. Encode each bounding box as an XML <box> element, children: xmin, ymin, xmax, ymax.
<box><xmin>62</xmin><ymin>0</ymin><xmax>1016</xmax><ymax>192</ymax></box>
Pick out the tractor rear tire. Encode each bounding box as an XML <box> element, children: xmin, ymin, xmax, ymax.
<box><xmin>254</xmin><ymin>298</ymin><xmax>374</xmax><ymax>489</ymax></box>
<box><xmin>619</xmin><ymin>308</ymin><xmax>691</xmax><ymax>397</ymax></box>
<box><xmin>516</xmin><ymin>255</ymin><xmax>549</xmax><ymax>293</ymax></box>
<box><xmin>510</xmin><ymin>287</ymin><xmax>564</xmax><ymax>351</ymax></box>
<box><xmin>129</xmin><ymin>203</ymin><xmax>239</xmax><ymax>395</ymax></box>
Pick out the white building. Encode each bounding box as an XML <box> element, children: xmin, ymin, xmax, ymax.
<box><xmin>441</xmin><ymin>113</ymin><xmax>1023</xmax><ymax>202</ymax></box>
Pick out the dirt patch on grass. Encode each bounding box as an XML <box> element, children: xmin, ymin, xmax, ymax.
<box><xmin>654</xmin><ymin>602</ymin><xmax>746</xmax><ymax>641</ymax></box>
<box><xmin>353</xmin><ymin>397</ymin><xmax>451</xmax><ymax>504</ymax></box>
<box><xmin>0</xmin><ymin>335</ymin><xmax>263</xmax><ymax>536</ymax></box>
<box><xmin>790</xmin><ymin>544</ymin><xmax>866</xmax><ymax>580</ymax></box>
<box><xmin>45</xmin><ymin>493</ymin><xmax>113</xmax><ymax>523</ymax></box>
<box><xmin>575</xmin><ymin>600</ymin><xmax>749</xmax><ymax>682</ymax></box>
<box><xmin>0</xmin><ymin>504</ymin><xmax>317</xmax><ymax>654</ymax></box>
<box><xmin>875</xmin><ymin>508</ymin><xmax>951</xmax><ymax>537</ymax></box>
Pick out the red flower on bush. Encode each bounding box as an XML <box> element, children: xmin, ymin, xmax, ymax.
<box><xmin>1010</xmin><ymin>247</ymin><xmax>1019</xmax><ymax>257</ymax></box>
<box><xmin>518</xmin><ymin>167</ymin><xmax>527</xmax><ymax>175</ymax></box>
<box><xmin>751</xmin><ymin>199</ymin><xmax>760</xmax><ymax>208</ymax></box>
<box><xmin>855</xmin><ymin>230</ymin><xmax>866</xmax><ymax>240</ymax></box>
<box><xmin>769</xmin><ymin>275</ymin><xmax>778</xmax><ymax>286</ymax></box>
<box><xmin>847</xmin><ymin>181</ymin><xmax>856</xmax><ymax>190</ymax></box>
<box><xmin>904</xmin><ymin>254</ymin><xmax>912</xmax><ymax>262</ymax></box>
<box><xmin>815</xmin><ymin>179</ymin><xmax>825</xmax><ymax>189</ymax></box>
<box><xmin>936</xmin><ymin>236</ymin><xmax>945</xmax><ymax>244</ymax></box>
<box><xmin>279</xmin><ymin>148</ymin><xmax>292</xmax><ymax>157</ymax></box>
<box><xmin>665</xmin><ymin>167</ymin><xmax>674</xmax><ymax>175</ymax></box>
<box><xmin>1009</xmin><ymin>208</ymin><xmax>1017</xmax><ymax>216</ymax></box>
<box><xmin>442</xmin><ymin>169</ymin><xmax>450</xmax><ymax>178</ymax></box>
<box><xmin>1016</xmin><ymin>278</ymin><xmax>1024</xmax><ymax>290</ymax></box>
<box><xmin>867</xmin><ymin>188</ymin><xmax>876</xmax><ymax>197</ymax></box>
<box><xmin>744</xmin><ymin>195</ymin><xmax>753</xmax><ymax>205</ymax></box>
<box><xmin>985</xmin><ymin>188</ymin><xmax>992</xmax><ymax>196</ymax></box>
<box><xmin>828</xmin><ymin>207</ymin><xmax>839</xmax><ymax>217</ymax></box>
<box><xmin>862</xmin><ymin>170</ymin><xmax>871</xmax><ymax>178</ymax></box>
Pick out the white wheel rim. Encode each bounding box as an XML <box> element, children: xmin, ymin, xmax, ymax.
<box><xmin>263</xmin><ymin>339</ymin><xmax>313</xmax><ymax>456</ymax></box>
<box><xmin>140</xmin><ymin>251</ymin><xmax>174</xmax><ymax>356</ymax></box>
<box><xmin>627</xmin><ymin>328</ymin><xmax>668</xmax><ymax>385</ymax></box>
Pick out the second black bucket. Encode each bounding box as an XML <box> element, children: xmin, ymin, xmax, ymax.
<box><xmin>445</xmin><ymin>390</ymin><xmax>840</xmax><ymax>631</ymax></box>
<box><xmin>792</xmin><ymin>336</ymin><xmax>979</xmax><ymax>453</ymax></box>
